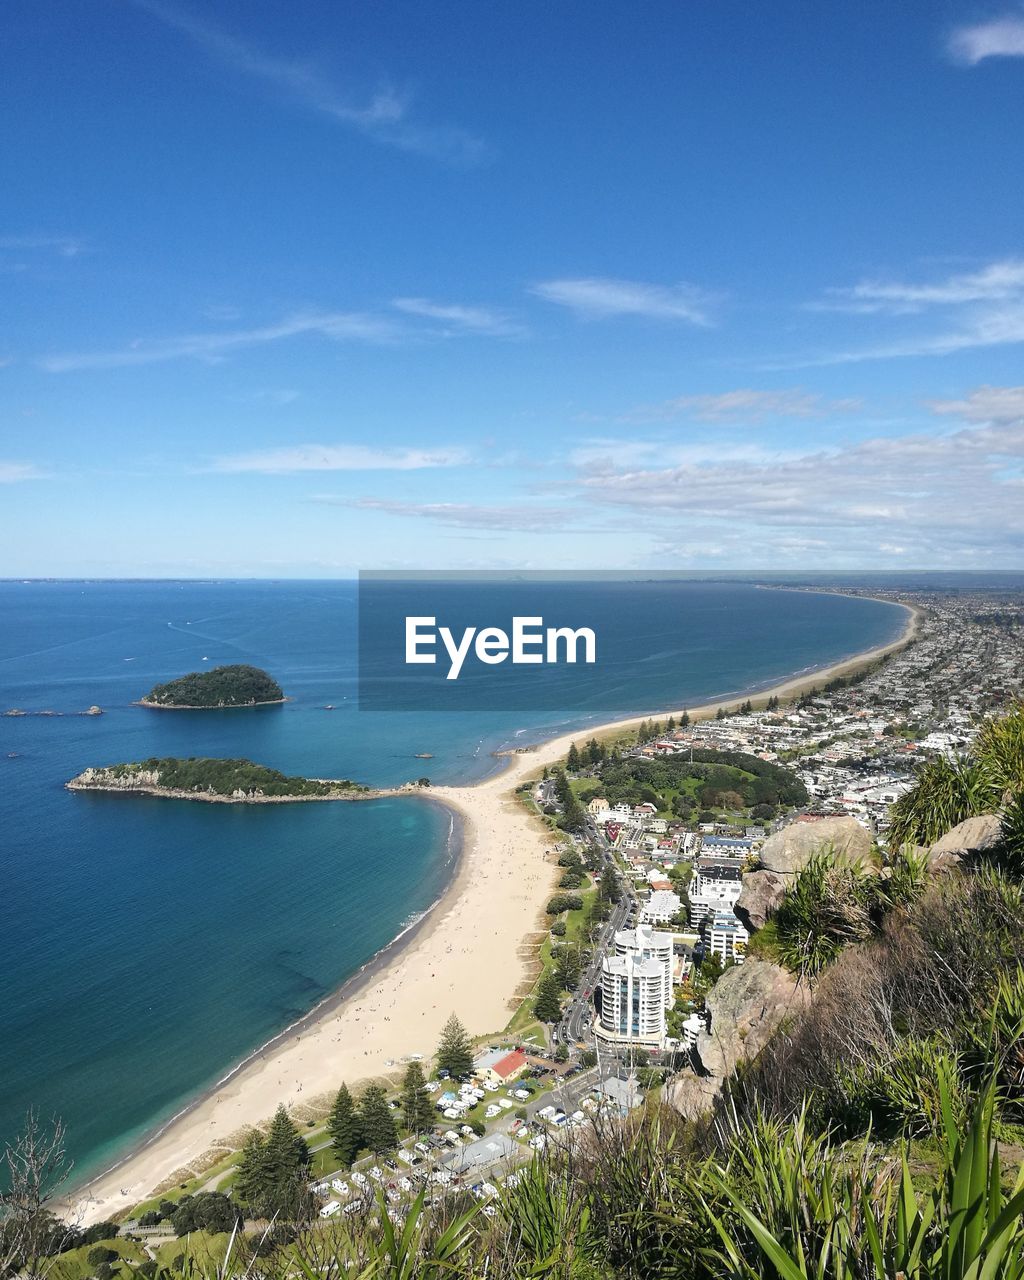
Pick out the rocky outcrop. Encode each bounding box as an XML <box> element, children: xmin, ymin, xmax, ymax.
<box><xmin>926</xmin><ymin>813</ymin><xmax>1004</xmax><ymax>873</ymax></box>
<box><xmin>664</xmin><ymin>1071</ymin><xmax>722</xmax><ymax>1121</ymax></box>
<box><xmin>735</xmin><ymin>869</ymin><xmax>788</xmax><ymax>930</ymax></box>
<box><xmin>667</xmin><ymin>960</ymin><xmax>808</xmax><ymax>1120</ymax></box>
<box><xmin>759</xmin><ymin>816</ymin><xmax>875</xmax><ymax>877</ymax></box>
<box><xmin>71</xmin><ymin>765</ymin><xmax>161</xmax><ymax>789</ymax></box>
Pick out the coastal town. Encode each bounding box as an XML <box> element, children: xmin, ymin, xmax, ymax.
<box><xmin>40</xmin><ymin>585</ymin><xmax>1020</xmax><ymax>1261</ymax></box>
<box><xmin>319</xmin><ymin>587</ymin><xmax>1023</xmax><ymax>1205</ymax></box>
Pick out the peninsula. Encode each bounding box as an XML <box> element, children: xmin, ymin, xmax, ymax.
<box><xmin>139</xmin><ymin>664</ymin><xmax>285</xmax><ymax>709</ymax></box>
<box><xmin>66</xmin><ymin>757</ymin><xmax>372</xmax><ymax>803</ymax></box>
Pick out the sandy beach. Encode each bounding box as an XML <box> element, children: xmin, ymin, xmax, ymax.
<box><xmin>72</xmin><ymin>595</ymin><xmax>918</xmax><ymax>1224</ymax></box>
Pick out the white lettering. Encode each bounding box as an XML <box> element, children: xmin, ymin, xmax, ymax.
<box><xmin>546</xmin><ymin>626</ymin><xmax>597</xmax><ymax>664</ymax></box>
<box><xmin>512</xmin><ymin>616</ymin><xmax>544</xmax><ymax>664</ymax></box>
<box><xmin>404</xmin><ymin>615</ymin><xmax>597</xmax><ymax>679</ymax></box>
<box><xmin>475</xmin><ymin>626</ymin><xmax>510</xmax><ymax>664</ymax></box>
<box><xmin>439</xmin><ymin>625</ymin><xmax>477</xmax><ymax>680</ymax></box>
<box><xmin>405</xmin><ymin>617</ymin><xmax>437</xmax><ymax>664</ymax></box>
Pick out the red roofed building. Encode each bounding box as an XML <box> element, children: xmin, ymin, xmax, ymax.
<box><xmin>473</xmin><ymin>1048</ymin><xmax>529</xmax><ymax>1085</ymax></box>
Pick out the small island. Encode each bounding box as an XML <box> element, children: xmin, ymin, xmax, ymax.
<box><xmin>66</xmin><ymin>757</ymin><xmax>374</xmax><ymax>803</ymax></box>
<box><xmin>139</xmin><ymin>664</ymin><xmax>285</xmax><ymax>710</ymax></box>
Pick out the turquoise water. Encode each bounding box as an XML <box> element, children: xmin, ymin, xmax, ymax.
<box><xmin>0</xmin><ymin>579</ymin><xmax>905</xmax><ymax>1183</ymax></box>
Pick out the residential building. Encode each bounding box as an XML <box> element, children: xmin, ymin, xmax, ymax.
<box><xmin>708</xmin><ymin>912</ymin><xmax>749</xmax><ymax>964</ymax></box>
<box><xmin>641</xmin><ymin>889</ymin><xmax>682</xmax><ymax>925</ymax></box>
<box><xmin>614</xmin><ymin>923</ymin><xmax>673</xmax><ymax>991</ymax></box>
<box><xmin>599</xmin><ymin>924</ymin><xmax>674</xmax><ymax>1046</ymax></box>
<box><xmin>597</xmin><ymin>952</ymin><xmax>668</xmax><ymax>1045</ymax></box>
<box><xmin>688</xmin><ymin>861</ymin><xmax>743</xmax><ymax>929</ymax></box>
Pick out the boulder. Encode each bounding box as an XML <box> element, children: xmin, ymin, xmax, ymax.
<box><xmin>759</xmin><ymin>816</ymin><xmax>874</xmax><ymax>877</ymax></box>
<box><xmin>735</xmin><ymin>869</ymin><xmax>788</xmax><ymax>931</ymax></box>
<box><xmin>664</xmin><ymin>1070</ymin><xmax>722</xmax><ymax>1122</ymax></box>
<box><xmin>696</xmin><ymin>959</ymin><xmax>808</xmax><ymax>1081</ymax></box>
<box><xmin>926</xmin><ymin>814</ymin><xmax>1003</xmax><ymax>872</ymax></box>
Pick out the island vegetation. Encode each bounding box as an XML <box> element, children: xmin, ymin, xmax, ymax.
<box><xmin>140</xmin><ymin>664</ymin><xmax>284</xmax><ymax>709</ymax></box>
<box><xmin>66</xmin><ymin>757</ymin><xmax>368</xmax><ymax>802</ymax></box>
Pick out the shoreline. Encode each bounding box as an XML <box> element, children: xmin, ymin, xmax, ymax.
<box><xmin>135</xmin><ymin>697</ymin><xmax>289</xmax><ymax>710</ymax></box>
<box><xmin>71</xmin><ymin>593</ymin><xmax>919</xmax><ymax>1224</ymax></box>
<box><xmin>65</xmin><ymin>781</ymin><xmax>388</xmax><ymax>804</ymax></box>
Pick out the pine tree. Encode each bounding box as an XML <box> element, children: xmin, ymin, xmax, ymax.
<box><xmin>667</xmin><ymin>715</ymin><xmax>676</xmax><ymax>731</ymax></box>
<box><xmin>680</xmin><ymin>710</ymin><xmax>690</xmax><ymax>727</ymax></box>
<box><xmin>534</xmin><ymin>972</ymin><xmax>563</xmax><ymax>1023</ymax></box>
<box><xmin>359</xmin><ymin>1085</ymin><xmax>398</xmax><ymax>1155</ymax></box>
<box><xmin>401</xmin><ymin>1062</ymin><xmax>434</xmax><ymax>1135</ymax></box>
<box><xmin>327</xmin><ymin>1083</ymin><xmax>362</xmax><ymax>1166</ymax></box>
<box><xmin>261</xmin><ymin>1105</ymin><xmax>309</xmax><ymax>1217</ymax></box>
<box><xmin>553</xmin><ymin>945</ymin><xmax>582</xmax><ymax>991</ymax></box>
<box><xmin>436</xmin><ymin>1013</ymin><xmax>474</xmax><ymax>1079</ymax></box>
<box><xmin>566</xmin><ymin>742</ymin><xmax>580</xmax><ymax>771</ymax></box>
<box><xmin>234</xmin><ymin>1128</ymin><xmax>268</xmax><ymax>1212</ymax></box>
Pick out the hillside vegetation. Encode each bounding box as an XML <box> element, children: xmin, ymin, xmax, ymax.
<box><xmin>141</xmin><ymin>665</ymin><xmax>284</xmax><ymax>708</ymax></box>
<box><xmin>578</xmin><ymin>747</ymin><xmax>808</xmax><ymax>820</ymax></box>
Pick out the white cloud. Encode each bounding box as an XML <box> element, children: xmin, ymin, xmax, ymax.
<box><xmin>795</xmin><ymin>259</ymin><xmax>1024</xmax><ymax>366</ymax></box>
<box><xmin>949</xmin><ymin>15</ymin><xmax>1024</xmax><ymax>64</ymax></box>
<box><xmin>391</xmin><ymin>298</ymin><xmax>524</xmax><ymax>337</ymax></box>
<box><xmin>572</xmin><ymin>416</ymin><xmax>1024</xmax><ymax>560</ymax></box>
<box><xmin>623</xmin><ymin>388</ymin><xmax>860</xmax><ymax>423</ymax></box>
<box><xmin>212</xmin><ymin>445</ymin><xmax>470</xmax><ymax>474</ymax></box>
<box><xmin>0</xmin><ymin>461</ymin><xmax>46</xmax><ymax>482</ymax></box>
<box><xmin>822</xmin><ymin>259</ymin><xmax>1024</xmax><ymax>314</ymax></box>
<box><xmin>0</xmin><ymin>234</ymin><xmax>86</xmax><ymax>258</ymax></box>
<box><xmin>39</xmin><ymin>311</ymin><xmax>398</xmax><ymax>372</ymax></box>
<box><xmin>127</xmin><ymin>0</ymin><xmax>485</xmax><ymax>164</ymax></box>
<box><xmin>337</xmin><ymin>497</ymin><xmax>574</xmax><ymax>530</ymax></box>
<box><xmin>807</xmin><ymin>305</ymin><xmax>1024</xmax><ymax>365</ymax></box>
<box><xmin>929</xmin><ymin>385</ymin><xmax>1024</xmax><ymax>422</ymax></box>
<box><xmin>569</xmin><ymin>436</ymin><xmax>792</xmax><ymax>471</ymax></box>
<box><xmin>531</xmin><ymin>277</ymin><xmax>716</xmax><ymax>325</ymax></box>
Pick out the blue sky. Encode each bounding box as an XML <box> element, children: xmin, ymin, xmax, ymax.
<box><xmin>4</xmin><ymin>0</ymin><xmax>1024</xmax><ymax>575</ymax></box>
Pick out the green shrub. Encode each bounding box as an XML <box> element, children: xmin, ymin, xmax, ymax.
<box><xmin>888</xmin><ymin>754</ymin><xmax>999</xmax><ymax>848</ymax></box>
<box><xmin>773</xmin><ymin>851</ymin><xmax>875</xmax><ymax>975</ymax></box>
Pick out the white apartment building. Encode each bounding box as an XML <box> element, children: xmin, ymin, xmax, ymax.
<box><xmin>598</xmin><ymin>924</ymin><xmax>674</xmax><ymax>1047</ymax></box>
<box><xmin>707</xmin><ymin>912</ymin><xmax>749</xmax><ymax>964</ymax></box>
<box><xmin>688</xmin><ymin>860</ymin><xmax>744</xmax><ymax>929</ymax></box>
<box><xmin>641</xmin><ymin>889</ymin><xmax>682</xmax><ymax>926</ymax></box>
<box><xmin>614</xmin><ymin>923</ymin><xmax>673</xmax><ymax>990</ymax></box>
<box><xmin>598</xmin><ymin>953</ymin><xmax>668</xmax><ymax>1046</ymax></box>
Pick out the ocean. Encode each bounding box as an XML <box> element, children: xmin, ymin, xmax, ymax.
<box><xmin>0</xmin><ymin>578</ymin><xmax>907</xmax><ymax>1185</ymax></box>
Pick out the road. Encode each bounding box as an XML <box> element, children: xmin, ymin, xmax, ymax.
<box><xmin>554</xmin><ymin>818</ymin><xmax>637</xmax><ymax>1047</ymax></box>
